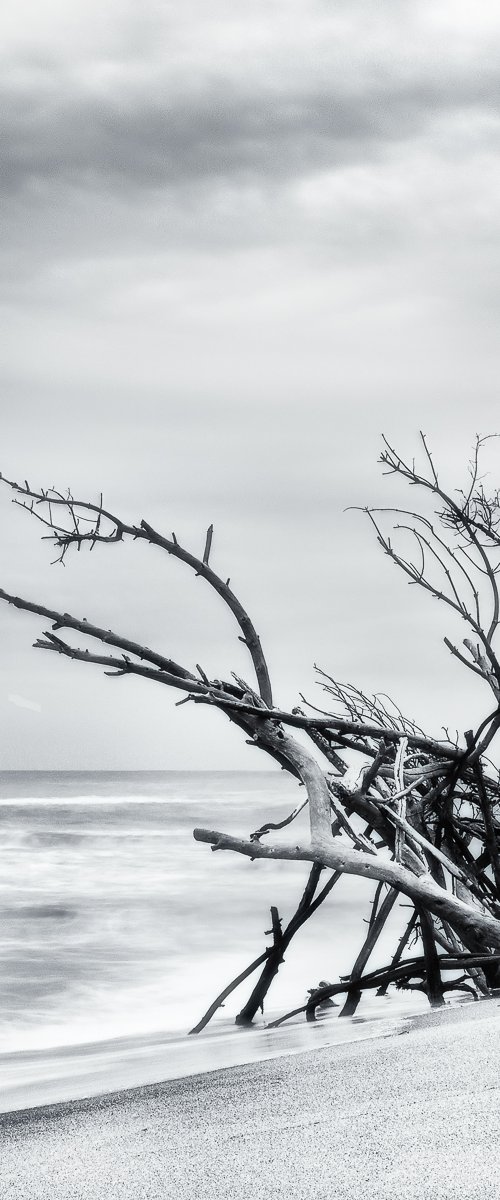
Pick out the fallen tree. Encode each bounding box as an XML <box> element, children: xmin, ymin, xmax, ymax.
<box><xmin>2</xmin><ymin>433</ymin><xmax>500</xmax><ymax>1027</ymax></box>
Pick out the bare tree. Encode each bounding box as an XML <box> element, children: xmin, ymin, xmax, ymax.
<box><xmin>2</xmin><ymin>434</ymin><xmax>500</xmax><ymax>1030</ymax></box>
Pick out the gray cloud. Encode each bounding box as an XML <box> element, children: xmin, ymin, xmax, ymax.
<box><xmin>2</xmin><ymin>69</ymin><xmax>500</xmax><ymax>199</ymax></box>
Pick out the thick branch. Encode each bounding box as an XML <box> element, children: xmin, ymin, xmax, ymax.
<box><xmin>417</xmin><ymin>907</ymin><xmax>445</xmax><ymax>1007</ymax></box>
<box><xmin>193</xmin><ymin>828</ymin><xmax>500</xmax><ymax>950</ymax></box>
<box><xmin>466</xmin><ymin>731</ymin><xmax>500</xmax><ymax>896</ymax></box>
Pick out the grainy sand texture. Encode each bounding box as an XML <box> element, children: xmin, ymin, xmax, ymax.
<box><xmin>2</xmin><ymin>1000</ymin><xmax>499</xmax><ymax>1200</ymax></box>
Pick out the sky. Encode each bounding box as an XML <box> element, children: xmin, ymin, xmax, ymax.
<box><xmin>1</xmin><ymin>0</ymin><xmax>500</xmax><ymax>769</ymax></box>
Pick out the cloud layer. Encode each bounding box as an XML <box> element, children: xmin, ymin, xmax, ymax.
<box><xmin>3</xmin><ymin>66</ymin><xmax>499</xmax><ymax>198</ymax></box>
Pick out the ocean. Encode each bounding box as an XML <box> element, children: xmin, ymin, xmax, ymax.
<box><xmin>0</xmin><ymin>770</ymin><xmax>432</xmax><ymax>1109</ymax></box>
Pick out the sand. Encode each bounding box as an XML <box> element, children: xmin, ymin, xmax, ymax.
<box><xmin>1</xmin><ymin>999</ymin><xmax>499</xmax><ymax>1200</ymax></box>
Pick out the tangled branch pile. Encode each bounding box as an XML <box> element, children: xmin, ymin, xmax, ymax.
<box><xmin>2</xmin><ymin>434</ymin><xmax>500</xmax><ymax>1030</ymax></box>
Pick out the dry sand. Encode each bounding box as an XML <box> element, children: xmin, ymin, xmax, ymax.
<box><xmin>1</xmin><ymin>999</ymin><xmax>499</xmax><ymax>1200</ymax></box>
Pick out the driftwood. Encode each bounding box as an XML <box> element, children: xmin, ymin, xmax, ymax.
<box><xmin>376</xmin><ymin>910</ymin><xmax>418</xmax><ymax>996</ymax></box>
<box><xmin>188</xmin><ymin>949</ymin><xmax>271</xmax><ymax>1035</ymax></box>
<box><xmin>189</xmin><ymin>864</ymin><xmax>341</xmax><ymax>1034</ymax></box>
<box><xmin>268</xmin><ymin>952</ymin><xmax>500</xmax><ymax>1028</ymax></box>
<box><xmin>3</xmin><ymin>435</ymin><xmax>500</xmax><ymax>1029</ymax></box>
<box><xmin>338</xmin><ymin>886</ymin><xmax>398</xmax><ymax>1017</ymax></box>
<box><xmin>416</xmin><ymin>908</ymin><xmax>445</xmax><ymax>1007</ymax></box>
<box><xmin>235</xmin><ymin>867</ymin><xmax>340</xmax><ymax>1026</ymax></box>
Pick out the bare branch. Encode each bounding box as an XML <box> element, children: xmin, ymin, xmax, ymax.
<box><xmin>0</xmin><ymin>587</ymin><xmax>194</xmax><ymax>681</ymax></box>
<box><xmin>203</xmin><ymin>524</ymin><xmax>213</xmax><ymax>566</ymax></box>
<box><xmin>0</xmin><ymin>475</ymin><xmax>273</xmax><ymax>706</ymax></box>
<box><xmin>250</xmin><ymin>796</ymin><xmax>309</xmax><ymax>842</ymax></box>
<box><xmin>190</xmin><ymin>692</ymin><xmax>462</xmax><ymax>759</ymax></box>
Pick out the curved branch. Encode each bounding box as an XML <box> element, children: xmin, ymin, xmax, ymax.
<box><xmin>250</xmin><ymin>796</ymin><xmax>309</xmax><ymax>842</ymax></box>
<box><xmin>138</xmin><ymin>520</ymin><xmax>273</xmax><ymax>706</ymax></box>
<box><xmin>0</xmin><ymin>476</ymin><xmax>273</xmax><ymax>706</ymax></box>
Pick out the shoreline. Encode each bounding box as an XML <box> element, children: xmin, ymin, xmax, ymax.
<box><xmin>0</xmin><ymin>992</ymin><xmax>493</xmax><ymax>1118</ymax></box>
<box><xmin>0</xmin><ymin>989</ymin><xmax>458</xmax><ymax>1116</ymax></box>
<box><xmin>2</xmin><ymin>998</ymin><xmax>499</xmax><ymax>1199</ymax></box>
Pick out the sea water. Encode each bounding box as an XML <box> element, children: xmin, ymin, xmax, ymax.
<box><xmin>0</xmin><ymin>770</ymin><xmax>432</xmax><ymax>1108</ymax></box>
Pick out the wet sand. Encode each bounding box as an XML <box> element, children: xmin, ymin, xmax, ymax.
<box><xmin>1</xmin><ymin>999</ymin><xmax>499</xmax><ymax>1199</ymax></box>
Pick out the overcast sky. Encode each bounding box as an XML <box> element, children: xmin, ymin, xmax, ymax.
<box><xmin>1</xmin><ymin>1</ymin><xmax>500</xmax><ymax>769</ymax></box>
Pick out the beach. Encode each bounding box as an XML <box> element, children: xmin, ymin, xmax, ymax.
<box><xmin>2</xmin><ymin>998</ymin><xmax>499</xmax><ymax>1200</ymax></box>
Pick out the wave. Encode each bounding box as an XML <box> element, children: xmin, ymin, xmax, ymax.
<box><xmin>0</xmin><ymin>793</ymin><xmax>276</xmax><ymax>806</ymax></box>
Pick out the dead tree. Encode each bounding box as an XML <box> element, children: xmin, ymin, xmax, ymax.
<box><xmin>2</xmin><ymin>434</ymin><xmax>500</xmax><ymax>1029</ymax></box>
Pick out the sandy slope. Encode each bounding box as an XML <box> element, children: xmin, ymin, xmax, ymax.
<box><xmin>1</xmin><ymin>999</ymin><xmax>499</xmax><ymax>1200</ymax></box>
